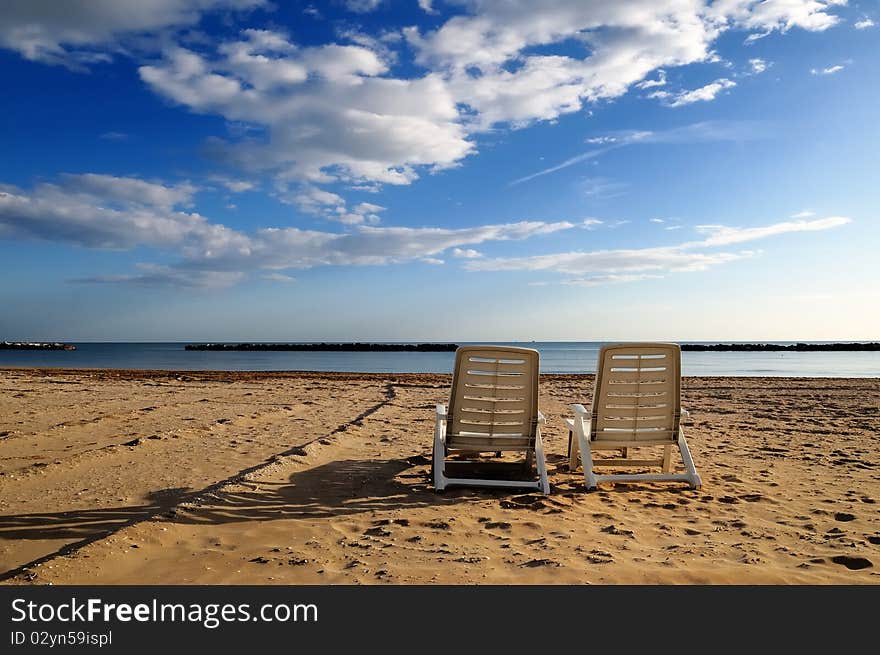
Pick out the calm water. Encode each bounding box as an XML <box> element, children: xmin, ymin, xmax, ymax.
<box><xmin>0</xmin><ymin>342</ymin><xmax>877</xmax><ymax>377</ymax></box>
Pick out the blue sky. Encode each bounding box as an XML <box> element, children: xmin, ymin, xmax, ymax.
<box><xmin>0</xmin><ymin>0</ymin><xmax>877</xmax><ymax>342</ymax></box>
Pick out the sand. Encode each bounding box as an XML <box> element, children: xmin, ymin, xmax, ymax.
<box><xmin>1</xmin><ymin>368</ymin><xmax>878</xmax><ymax>585</ymax></box>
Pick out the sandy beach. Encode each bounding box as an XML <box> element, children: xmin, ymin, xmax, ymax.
<box><xmin>1</xmin><ymin>367</ymin><xmax>878</xmax><ymax>585</ymax></box>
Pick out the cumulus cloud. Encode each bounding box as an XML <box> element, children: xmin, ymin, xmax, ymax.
<box><xmin>0</xmin><ymin>174</ymin><xmax>226</xmax><ymax>249</ymax></box>
<box><xmin>854</xmin><ymin>18</ymin><xmax>875</xmax><ymax>29</ymax></box>
<box><xmin>405</xmin><ymin>0</ymin><xmax>842</xmax><ymax>130</ymax></box>
<box><xmin>0</xmin><ymin>172</ymin><xmax>573</xmax><ymax>285</ymax></box>
<box><xmin>0</xmin><ymin>1</ymin><xmax>854</xmax><ymax>264</ymax></box>
<box><xmin>635</xmin><ymin>70</ymin><xmax>667</xmax><ymax>89</ymax></box>
<box><xmin>139</xmin><ymin>30</ymin><xmax>473</xmax><ymax>190</ymax></box>
<box><xmin>651</xmin><ymin>78</ymin><xmax>736</xmax><ymax>107</ymax></box>
<box><xmin>451</xmin><ymin>247</ymin><xmax>482</xmax><ymax>258</ymax></box>
<box><xmin>286</xmin><ymin>185</ymin><xmax>386</xmax><ymax>224</ymax></box>
<box><xmin>27</xmin><ymin>0</ymin><xmax>835</xmax><ymax>204</ymax></box>
<box><xmin>748</xmin><ymin>58</ymin><xmax>768</xmax><ymax>74</ymax></box>
<box><xmin>0</xmin><ymin>0</ymin><xmax>266</xmax><ymax>69</ymax></box>
<box><xmin>209</xmin><ymin>176</ymin><xmax>256</xmax><ymax>193</ymax></box>
<box><xmin>465</xmin><ymin>216</ymin><xmax>850</xmax><ymax>285</ymax></box>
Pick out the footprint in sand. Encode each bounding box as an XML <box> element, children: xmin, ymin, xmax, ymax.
<box><xmin>831</xmin><ymin>555</ymin><xmax>873</xmax><ymax>570</ymax></box>
<box><xmin>600</xmin><ymin>524</ymin><xmax>634</xmax><ymax>537</ymax></box>
<box><xmin>363</xmin><ymin>527</ymin><xmax>392</xmax><ymax>537</ymax></box>
<box><xmin>519</xmin><ymin>559</ymin><xmax>560</xmax><ymax>568</ymax></box>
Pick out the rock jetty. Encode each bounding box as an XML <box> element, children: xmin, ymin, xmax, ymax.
<box><xmin>0</xmin><ymin>341</ymin><xmax>76</xmax><ymax>350</ymax></box>
<box><xmin>681</xmin><ymin>342</ymin><xmax>880</xmax><ymax>351</ymax></box>
<box><xmin>184</xmin><ymin>342</ymin><xmax>459</xmax><ymax>352</ymax></box>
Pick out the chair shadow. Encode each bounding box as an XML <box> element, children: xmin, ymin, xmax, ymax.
<box><xmin>174</xmin><ymin>456</ymin><xmax>474</xmax><ymax>525</ymax></box>
<box><xmin>0</xmin><ymin>455</ymin><xmax>477</xmax><ymax>565</ymax></box>
<box><xmin>0</xmin><ymin>487</ymin><xmax>192</xmax><ymax>543</ymax></box>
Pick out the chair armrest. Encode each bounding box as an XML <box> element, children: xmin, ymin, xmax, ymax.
<box><xmin>571</xmin><ymin>403</ymin><xmax>590</xmax><ymax>416</ymax></box>
<box><xmin>537</xmin><ymin>411</ymin><xmax>546</xmax><ymax>425</ymax></box>
<box><xmin>436</xmin><ymin>404</ymin><xmax>447</xmax><ymax>420</ymax></box>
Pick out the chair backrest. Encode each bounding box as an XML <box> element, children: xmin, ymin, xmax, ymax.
<box><xmin>590</xmin><ymin>343</ymin><xmax>681</xmax><ymax>443</ymax></box>
<box><xmin>447</xmin><ymin>345</ymin><xmax>540</xmax><ymax>451</ymax></box>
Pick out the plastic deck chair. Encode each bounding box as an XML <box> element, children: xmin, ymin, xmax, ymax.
<box><xmin>565</xmin><ymin>343</ymin><xmax>701</xmax><ymax>491</ymax></box>
<box><xmin>433</xmin><ymin>345</ymin><xmax>550</xmax><ymax>494</ymax></box>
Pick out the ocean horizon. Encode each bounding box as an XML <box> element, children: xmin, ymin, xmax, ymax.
<box><xmin>0</xmin><ymin>341</ymin><xmax>877</xmax><ymax>377</ymax></box>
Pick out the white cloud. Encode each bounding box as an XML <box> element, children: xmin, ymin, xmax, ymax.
<box><xmin>690</xmin><ymin>216</ymin><xmax>851</xmax><ymax>247</ymax></box>
<box><xmin>345</xmin><ymin>0</ymin><xmax>383</xmax><ymax>12</ymax></box>
<box><xmin>209</xmin><ymin>175</ymin><xmax>256</xmax><ymax>193</ymax></box>
<box><xmin>452</xmin><ymin>247</ymin><xmax>482</xmax><ymax>258</ymax></box>
<box><xmin>748</xmin><ymin>58</ymin><xmax>768</xmax><ymax>74</ymax></box>
<box><xmin>650</xmin><ymin>218</ymin><xmax>665</xmax><ymax>223</ymax></box>
<box><xmin>653</xmin><ymin>78</ymin><xmax>736</xmax><ymax>107</ymax></box>
<box><xmin>0</xmin><ymin>0</ymin><xmax>266</xmax><ymax>69</ymax></box>
<box><xmin>421</xmin><ymin>257</ymin><xmax>445</xmax><ymax>265</ymax></box>
<box><xmin>0</xmin><ymin>172</ymin><xmax>573</xmax><ymax>285</ymax></box>
<box><xmin>854</xmin><ymin>18</ymin><xmax>875</xmax><ymax>29</ymax></box>
<box><xmin>585</xmin><ymin>136</ymin><xmax>619</xmax><ymax>145</ymax></box>
<box><xmin>140</xmin><ymin>32</ymin><xmax>473</xmax><ymax>190</ymax></box>
<box><xmin>811</xmin><ymin>64</ymin><xmax>845</xmax><ymax>75</ymax></box>
<box><xmin>0</xmin><ymin>174</ymin><xmax>240</xmax><ymax>251</ymax></box>
<box><xmin>406</xmin><ymin>0</ymin><xmax>842</xmax><ymax>131</ymax></box>
<box><xmin>99</xmin><ymin>131</ymin><xmax>129</xmax><ymax>141</ymax></box>
<box><xmin>262</xmin><ymin>272</ymin><xmax>296</xmax><ymax>282</ymax></box>
<box><xmin>635</xmin><ymin>70</ymin><xmax>667</xmax><ymax>89</ymax></box>
<box><xmin>790</xmin><ymin>210</ymin><xmax>815</xmax><ymax>219</ymax></box>
<box><xmin>418</xmin><ymin>0</ymin><xmax>438</xmax><ymax>15</ymax></box>
<box><xmin>287</xmin><ymin>185</ymin><xmax>386</xmax><ymax>224</ymax></box>
<box><xmin>466</xmin><ymin>216</ymin><xmax>850</xmax><ymax>284</ymax></box>
<box><xmin>582</xmin><ymin>219</ymin><xmax>604</xmax><ymax>229</ymax></box>
<box><xmin>0</xmin><ymin>1</ymin><xmax>853</xmax><ymax>246</ymax></box>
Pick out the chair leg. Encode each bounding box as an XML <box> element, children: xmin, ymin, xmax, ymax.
<box><xmin>662</xmin><ymin>444</ymin><xmax>673</xmax><ymax>473</ymax></box>
<box><xmin>433</xmin><ymin>418</ymin><xmax>447</xmax><ymax>491</ymax></box>
<box><xmin>535</xmin><ymin>429</ymin><xmax>550</xmax><ymax>494</ymax></box>
<box><xmin>568</xmin><ymin>430</ymin><xmax>580</xmax><ymax>472</ymax></box>
<box><xmin>576</xmin><ymin>428</ymin><xmax>597</xmax><ymax>490</ymax></box>
<box><xmin>678</xmin><ymin>429</ymin><xmax>702</xmax><ymax>489</ymax></box>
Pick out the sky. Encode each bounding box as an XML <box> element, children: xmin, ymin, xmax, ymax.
<box><xmin>0</xmin><ymin>0</ymin><xmax>878</xmax><ymax>342</ymax></box>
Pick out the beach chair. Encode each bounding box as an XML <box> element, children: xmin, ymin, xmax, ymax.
<box><xmin>565</xmin><ymin>343</ymin><xmax>701</xmax><ymax>490</ymax></box>
<box><xmin>433</xmin><ymin>345</ymin><xmax>550</xmax><ymax>494</ymax></box>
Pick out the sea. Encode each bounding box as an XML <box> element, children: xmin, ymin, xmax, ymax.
<box><xmin>0</xmin><ymin>342</ymin><xmax>877</xmax><ymax>377</ymax></box>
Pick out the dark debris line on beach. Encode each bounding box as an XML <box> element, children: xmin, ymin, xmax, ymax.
<box><xmin>184</xmin><ymin>342</ymin><xmax>459</xmax><ymax>352</ymax></box>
